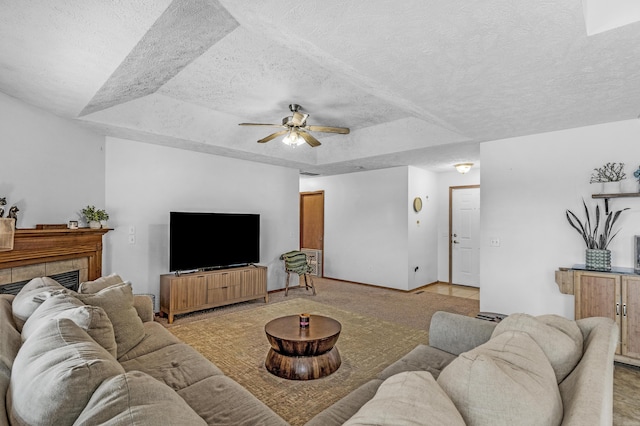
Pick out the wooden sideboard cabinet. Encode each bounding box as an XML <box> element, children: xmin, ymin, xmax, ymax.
<box><xmin>555</xmin><ymin>266</ymin><xmax>640</xmax><ymax>366</ymax></box>
<box><xmin>160</xmin><ymin>265</ymin><xmax>268</xmax><ymax>324</ymax></box>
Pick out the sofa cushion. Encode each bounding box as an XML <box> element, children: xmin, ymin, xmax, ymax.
<box><xmin>377</xmin><ymin>344</ymin><xmax>457</xmax><ymax>381</ymax></box>
<box><xmin>11</xmin><ymin>276</ymin><xmax>66</xmax><ymax>330</ymax></box>
<box><xmin>75</xmin><ymin>371</ymin><xmax>207</xmax><ymax>425</ymax></box>
<box><xmin>117</xmin><ymin>321</ymin><xmax>182</xmax><ymax>362</ymax></box>
<box><xmin>78</xmin><ymin>272</ymin><xmax>125</xmax><ymax>294</ymax></box>
<box><xmin>0</xmin><ymin>295</ymin><xmax>20</xmax><ymax>371</ymax></box>
<box><xmin>119</xmin><ymin>342</ymin><xmax>224</xmax><ymax>389</ymax></box>
<box><xmin>344</xmin><ymin>371</ymin><xmax>465</xmax><ymax>426</ymax></box>
<box><xmin>7</xmin><ymin>318</ymin><xmax>125</xmax><ymax>425</ymax></box>
<box><xmin>492</xmin><ymin>313</ymin><xmax>583</xmax><ymax>382</ymax></box>
<box><xmin>0</xmin><ymin>365</ymin><xmax>9</xmax><ymax>426</ymax></box>
<box><xmin>437</xmin><ymin>330</ymin><xmax>563</xmax><ymax>426</ymax></box>
<box><xmin>177</xmin><ymin>375</ymin><xmax>289</xmax><ymax>426</ymax></box>
<box><xmin>21</xmin><ymin>293</ymin><xmax>117</xmax><ymax>357</ymax></box>
<box><xmin>305</xmin><ymin>379</ymin><xmax>384</xmax><ymax>426</ymax></box>
<box><xmin>76</xmin><ymin>282</ymin><xmax>145</xmax><ymax>359</ymax></box>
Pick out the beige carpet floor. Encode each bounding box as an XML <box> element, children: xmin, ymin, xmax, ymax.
<box><xmin>168</xmin><ymin>298</ymin><xmax>429</xmax><ymax>425</ymax></box>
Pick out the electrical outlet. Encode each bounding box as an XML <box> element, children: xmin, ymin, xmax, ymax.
<box><xmin>128</xmin><ymin>235</ymin><xmax>135</xmax><ymax>244</ymax></box>
<box><xmin>490</xmin><ymin>237</ymin><xmax>500</xmax><ymax>247</ymax></box>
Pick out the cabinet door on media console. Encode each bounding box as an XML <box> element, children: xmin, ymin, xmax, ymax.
<box><xmin>206</xmin><ymin>269</ymin><xmax>244</xmax><ymax>304</ymax></box>
<box><xmin>172</xmin><ymin>274</ymin><xmax>207</xmax><ymax>311</ymax></box>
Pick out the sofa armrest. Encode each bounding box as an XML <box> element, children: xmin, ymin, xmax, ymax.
<box><xmin>428</xmin><ymin>311</ymin><xmax>497</xmax><ymax>355</ymax></box>
<box><xmin>559</xmin><ymin>317</ymin><xmax>618</xmax><ymax>426</ymax></box>
<box><xmin>133</xmin><ymin>295</ymin><xmax>154</xmax><ymax>322</ymax></box>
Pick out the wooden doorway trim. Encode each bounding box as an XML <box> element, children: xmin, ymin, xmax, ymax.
<box><xmin>448</xmin><ymin>185</ymin><xmax>480</xmax><ymax>284</ymax></box>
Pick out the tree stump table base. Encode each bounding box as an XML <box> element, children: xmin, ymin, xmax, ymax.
<box><xmin>264</xmin><ymin>314</ymin><xmax>342</xmax><ymax>380</ymax></box>
<box><xmin>265</xmin><ymin>346</ymin><xmax>341</xmax><ymax>380</ymax></box>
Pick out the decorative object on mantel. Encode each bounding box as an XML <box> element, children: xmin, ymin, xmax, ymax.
<box><xmin>566</xmin><ymin>199</ymin><xmax>629</xmax><ymax>271</ymax></box>
<box><xmin>7</xmin><ymin>206</ymin><xmax>19</xmax><ymax>223</ymax></box>
<box><xmin>0</xmin><ymin>197</ymin><xmax>5</xmax><ymax>217</ymax></box>
<box><xmin>634</xmin><ymin>165</ymin><xmax>640</xmax><ymax>192</ymax></box>
<box><xmin>81</xmin><ymin>205</ymin><xmax>109</xmax><ymax>229</ymax></box>
<box><xmin>0</xmin><ymin>218</ymin><xmax>15</xmax><ymax>252</ymax></box>
<box><xmin>590</xmin><ymin>162</ymin><xmax>626</xmax><ymax>194</ymax></box>
<box><xmin>35</xmin><ymin>224</ymin><xmax>70</xmax><ymax>230</ymax></box>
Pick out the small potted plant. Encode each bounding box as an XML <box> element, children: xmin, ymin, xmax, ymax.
<box><xmin>96</xmin><ymin>209</ymin><xmax>109</xmax><ymax>228</ymax></box>
<box><xmin>566</xmin><ymin>199</ymin><xmax>629</xmax><ymax>270</ymax></box>
<box><xmin>589</xmin><ymin>162</ymin><xmax>626</xmax><ymax>194</ymax></box>
<box><xmin>81</xmin><ymin>205</ymin><xmax>109</xmax><ymax>229</ymax></box>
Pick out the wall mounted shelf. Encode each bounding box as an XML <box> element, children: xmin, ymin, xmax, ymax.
<box><xmin>592</xmin><ymin>192</ymin><xmax>640</xmax><ymax>214</ymax></box>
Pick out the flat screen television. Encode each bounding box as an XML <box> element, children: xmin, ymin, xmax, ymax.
<box><xmin>169</xmin><ymin>212</ymin><xmax>260</xmax><ymax>272</ymax></box>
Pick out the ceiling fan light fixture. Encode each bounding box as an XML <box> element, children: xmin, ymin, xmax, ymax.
<box><xmin>454</xmin><ymin>163</ymin><xmax>474</xmax><ymax>174</ymax></box>
<box><xmin>282</xmin><ymin>130</ymin><xmax>305</xmax><ymax>147</ymax></box>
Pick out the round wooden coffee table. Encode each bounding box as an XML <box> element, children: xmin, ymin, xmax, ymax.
<box><xmin>264</xmin><ymin>314</ymin><xmax>341</xmax><ymax>380</ymax></box>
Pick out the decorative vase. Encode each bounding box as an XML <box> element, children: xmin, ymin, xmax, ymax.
<box><xmin>100</xmin><ymin>220</ymin><xmax>108</xmax><ymax>229</ymax></box>
<box><xmin>585</xmin><ymin>248</ymin><xmax>611</xmax><ymax>271</ymax></box>
<box><xmin>602</xmin><ymin>181</ymin><xmax>621</xmax><ymax>194</ymax></box>
<box><xmin>88</xmin><ymin>220</ymin><xmax>101</xmax><ymax>229</ymax></box>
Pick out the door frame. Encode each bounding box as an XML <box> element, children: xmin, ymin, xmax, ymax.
<box><xmin>448</xmin><ymin>185</ymin><xmax>480</xmax><ymax>284</ymax></box>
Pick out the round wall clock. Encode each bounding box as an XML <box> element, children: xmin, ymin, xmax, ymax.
<box><xmin>413</xmin><ymin>197</ymin><xmax>422</xmax><ymax>212</ymax></box>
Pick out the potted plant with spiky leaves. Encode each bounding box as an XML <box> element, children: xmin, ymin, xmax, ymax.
<box><xmin>566</xmin><ymin>199</ymin><xmax>628</xmax><ymax>270</ymax></box>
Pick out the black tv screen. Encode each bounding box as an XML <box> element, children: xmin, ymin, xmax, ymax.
<box><xmin>169</xmin><ymin>212</ymin><xmax>260</xmax><ymax>272</ymax></box>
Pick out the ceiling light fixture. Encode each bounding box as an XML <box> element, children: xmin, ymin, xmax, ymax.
<box><xmin>454</xmin><ymin>163</ymin><xmax>474</xmax><ymax>174</ymax></box>
<box><xmin>282</xmin><ymin>130</ymin><xmax>305</xmax><ymax>147</ymax></box>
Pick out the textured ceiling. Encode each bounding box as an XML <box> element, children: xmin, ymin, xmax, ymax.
<box><xmin>2</xmin><ymin>0</ymin><xmax>640</xmax><ymax>175</ymax></box>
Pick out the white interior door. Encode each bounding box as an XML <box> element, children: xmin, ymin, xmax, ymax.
<box><xmin>451</xmin><ymin>187</ymin><xmax>480</xmax><ymax>287</ymax></box>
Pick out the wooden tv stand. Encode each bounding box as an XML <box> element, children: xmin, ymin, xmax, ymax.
<box><xmin>160</xmin><ymin>265</ymin><xmax>268</xmax><ymax>324</ymax></box>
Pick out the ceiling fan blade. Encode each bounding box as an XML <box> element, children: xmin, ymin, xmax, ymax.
<box><xmin>306</xmin><ymin>125</ymin><xmax>350</xmax><ymax>134</ymax></box>
<box><xmin>239</xmin><ymin>123</ymin><xmax>286</xmax><ymax>128</ymax></box>
<box><xmin>298</xmin><ymin>131</ymin><xmax>321</xmax><ymax>147</ymax></box>
<box><xmin>257</xmin><ymin>130</ymin><xmax>288</xmax><ymax>143</ymax></box>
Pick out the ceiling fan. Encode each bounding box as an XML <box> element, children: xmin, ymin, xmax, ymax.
<box><xmin>239</xmin><ymin>104</ymin><xmax>350</xmax><ymax>147</ymax></box>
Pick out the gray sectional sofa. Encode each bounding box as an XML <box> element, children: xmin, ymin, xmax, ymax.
<box><xmin>0</xmin><ymin>275</ymin><xmax>287</xmax><ymax>426</ymax></box>
<box><xmin>306</xmin><ymin>311</ymin><xmax>619</xmax><ymax>426</ymax></box>
<box><xmin>0</xmin><ymin>274</ymin><xmax>619</xmax><ymax>426</ymax></box>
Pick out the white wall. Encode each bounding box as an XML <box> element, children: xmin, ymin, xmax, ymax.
<box><xmin>408</xmin><ymin>167</ymin><xmax>439</xmax><ymax>288</ymax></box>
<box><xmin>0</xmin><ymin>92</ymin><xmax>105</xmax><ymax>228</ymax></box>
<box><xmin>104</xmin><ymin>137</ymin><xmax>300</xmax><ymax>302</ymax></box>
<box><xmin>480</xmin><ymin>120</ymin><xmax>640</xmax><ymax>317</ymax></box>
<box><xmin>436</xmin><ymin>169</ymin><xmax>481</xmax><ymax>282</ymax></box>
<box><xmin>300</xmin><ymin>166</ymin><xmax>439</xmax><ymax>290</ymax></box>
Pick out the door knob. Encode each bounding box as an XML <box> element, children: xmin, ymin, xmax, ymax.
<box><xmin>453</xmin><ymin>240</ymin><xmax>460</xmax><ymax>244</ymax></box>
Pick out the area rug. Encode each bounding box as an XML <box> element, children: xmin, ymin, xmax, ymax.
<box><xmin>168</xmin><ymin>298</ymin><xmax>429</xmax><ymax>426</ymax></box>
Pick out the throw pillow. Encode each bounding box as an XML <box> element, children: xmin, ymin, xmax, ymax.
<box><xmin>491</xmin><ymin>313</ymin><xmax>583</xmax><ymax>382</ymax></box>
<box><xmin>75</xmin><ymin>371</ymin><xmax>207</xmax><ymax>425</ymax></box>
<box><xmin>11</xmin><ymin>276</ymin><xmax>66</xmax><ymax>331</ymax></box>
<box><xmin>7</xmin><ymin>318</ymin><xmax>125</xmax><ymax>425</ymax></box>
<box><xmin>344</xmin><ymin>371</ymin><xmax>465</xmax><ymax>426</ymax></box>
<box><xmin>76</xmin><ymin>282</ymin><xmax>145</xmax><ymax>359</ymax></box>
<box><xmin>78</xmin><ymin>273</ymin><xmax>125</xmax><ymax>294</ymax></box>
<box><xmin>437</xmin><ymin>330</ymin><xmax>563</xmax><ymax>426</ymax></box>
<box><xmin>21</xmin><ymin>293</ymin><xmax>117</xmax><ymax>357</ymax></box>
